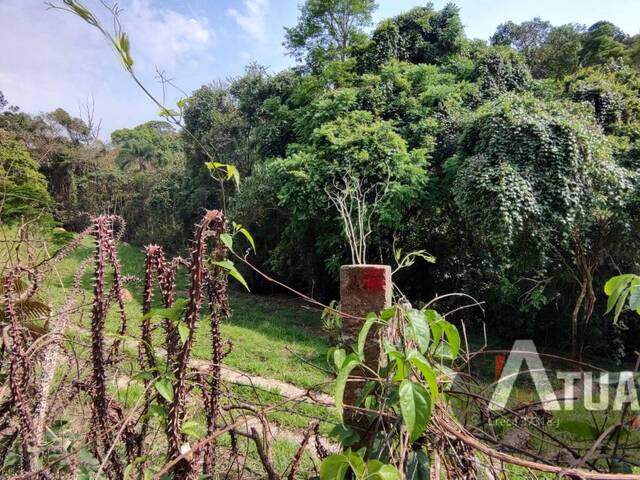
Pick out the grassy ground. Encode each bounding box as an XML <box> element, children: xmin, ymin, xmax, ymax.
<box><xmin>5</xmin><ymin>225</ymin><xmax>640</xmax><ymax>475</ymax></box>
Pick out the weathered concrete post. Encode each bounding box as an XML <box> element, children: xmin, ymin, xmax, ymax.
<box><xmin>340</xmin><ymin>264</ymin><xmax>392</xmax><ymax>429</ymax></box>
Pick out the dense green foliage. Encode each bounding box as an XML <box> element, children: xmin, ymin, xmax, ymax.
<box><xmin>359</xmin><ymin>4</ymin><xmax>464</xmax><ymax>71</ymax></box>
<box><xmin>0</xmin><ymin>130</ymin><xmax>52</xmax><ymax>222</ymax></box>
<box><xmin>111</xmin><ymin>120</ymin><xmax>183</xmax><ymax>170</ymax></box>
<box><xmin>7</xmin><ymin>2</ymin><xmax>640</xmax><ymax>361</ymax></box>
<box><xmin>0</xmin><ymin>103</ymin><xmax>187</xmax><ymax>248</ymax></box>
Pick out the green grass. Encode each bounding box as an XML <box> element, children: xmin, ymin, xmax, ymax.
<box><xmin>195</xmin><ymin>295</ymin><xmax>332</xmax><ymax>389</ymax></box>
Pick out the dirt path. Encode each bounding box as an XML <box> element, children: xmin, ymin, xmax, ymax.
<box><xmin>189</xmin><ymin>358</ymin><xmax>334</xmax><ymax>406</ymax></box>
<box><xmin>71</xmin><ymin>325</ymin><xmax>333</xmax><ymax>405</ymax></box>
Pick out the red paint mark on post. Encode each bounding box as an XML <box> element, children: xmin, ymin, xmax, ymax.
<box><xmin>495</xmin><ymin>354</ymin><xmax>506</xmax><ymax>380</ymax></box>
<box><xmin>360</xmin><ymin>267</ymin><xmax>386</xmax><ymax>292</ymax></box>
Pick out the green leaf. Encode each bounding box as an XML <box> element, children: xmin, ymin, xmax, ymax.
<box><xmin>124</xmin><ymin>457</ymin><xmax>148</xmax><ymax>480</ymax></box>
<box><xmin>605</xmin><ymin>275</ymin><xmax>633</xmax><ymax>296</ymax></box>
<box><xmin>346</xmin><ymin>450</ymin><xmax>366</xmax><ymax>478</ymax></box>
<box><xmin>236</xmin><ymin>225</ymin><xmax>256</xmax><ymax>252</ymax></box>
<box><xmin>205</xmin><ymin>162</ymin><xmax>240</xmax><ymax>187</ymax></box>
<box><xmin>158</xmin><ymin>108</ymin><xmax>179</xmax><ymax>117</ymax></box>
<box><xmin>367</xmin><ymin>460</ymin><xmax>401</xmax><ymax>480</ymax></box>
<box><xmin>132</xmin><ymin>371</ymin><xmax>154</xmax><ymax>382</ymax></box>
<box><xmin>405</xmin><ymin>450</ymin><xmax>430</xmax><ymax>480</ymax></box>
<box><xmin>613</xmin><ymin>288</ymin><xmax>630</xmax><ymax>324</ymax></box>
<box><xmin>320</xmin><ymin>454</ymin><xmax>350</xmax><ymax>480</ymax></box>
<box><xmin>406</xmin><ymin>309</ymin><xmax>430</xmax><ymax>353</ymax></box>
<box><xmin>357</xmin><ymin>313</ymin><xmax>378</xmax><ymax>360</ymax></box>
<box><xmin>424</xmin><ymin>310</ymin><xmax>443</xmax><ymax>350</ymax></box>
<box><xmin>226</xmin><ymin>164</ymin><xmax>241</xmax><ymax>187</ymax></box>
<box><xmin>65</xmin><ymin>0</ymin><xmax>96</xmax><ymax>23</ymax></box>
<box><xmin>380</xmin><ymin>307</ymin><xmax>396</xmax><ymax>321</ymax></box>
<box><xmin>406</xmin><ymin>350</ymin><xmax>439</xmax><ymax>402</ymax></box>
<box><xmin>385</xmin><ymin>344</ymin><xmax>409</xmax><ymax>381</ymax></box>
<box><xmin>441</xmin><ymin>321</ymin><xmax>460</xmax><ymax>359</ymax></box>
<box><xmin>604</xmin><ymin>275</ymin><xmax>636</xmax><ymax>322</ymax></box>
<box><xmin>177</xmin><ymin>322</ymin><xmax>189</xmax><ymax>344</ymax></box>
<box><xmin>78</xmin><ymin>448</ymin><xmax>99</xmax><ymax>466</ymax></box>
<box><xmin>148</xmin><ymin>403</ymin><xmax>167</xmax><ymax>419</ymax></box>
<box><xmin>4</xmin><ymin>451</ymin><xmax>20</xmax><ymax>467</ymax></box>
<box><xmin>212</xmin><ymin>260</ymin><xmax>250</xmax><ymax>291</ymax></box>
<box><xmin>320</xmin><ymin>449</ymin><xmax>365</xmax><ymax>480</ymax></box>
<box><xmin>205</xmin><ymin>161</ymin><xmax>225</xmax><ymax>171</ymax></box>
<box><xmin>116</xmin><ymin>33</ymin><xmax>134</xmax><ymax>68</ymax></box>
<box><xmin>335</xmin><ymin>353</ymin><xmax>361</xmax><ymax>416</ymax></box>
<box><xmin>329</xmin><ymin>424</ymin><xmax>360</xmax><ymax>447</ymax></box>
<box><xmin>211</xmin><ymin>259</ymin><xmax>234</xmax><ymax>270</ymax></box>
<box><xmin>154</xmin><ymin>378</ymin><xmax>174</xmax><ymax>402</ymax></box>
<box><xmin>399</xmin><ymin>380</ymin><xmax>431</xmax><ymax>442</ymax></box>
<box><xmin>181</xmin><ymin>420</ymin><xmax>205</xmax><ymax>439</ymax></box>
<box><xmin>219</xmin><ymin>233</ymin><xmax>233</xmax><ymax>251</ymax></box>
<box><xmin>628</xmin><ymin>282</ymin><xmax>640</xmax><ymax>311</ymax></box>
<box><xmin>333</xmin><ymin>348</ymin><xmax>346</xmax><ymax>370</ymax></box>
<box><xmin>228</xmin><ymin>267</ymin><xmax>249</xmax><ymax>291</ymax></box>
<box><xmin>355</xmin><ymin>380</ymin><xmax>377</xmax><ymax>408</ymax></box>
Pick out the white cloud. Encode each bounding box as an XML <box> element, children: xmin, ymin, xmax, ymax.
<box><xmin>227</xmin><ymin>0</ymin><xmax>268</xmax><ymax>43</ymax></box>
<box><xmin>0</xmin><ymin>0</ymin><xmax>215</xmax><ymax>139</ymax></box>
<box><xmin>124</xmin><ymin>0</ymin><xmax>214</xmax><ymax>71</ymax></box>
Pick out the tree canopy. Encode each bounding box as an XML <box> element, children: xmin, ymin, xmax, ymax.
<box><xmin>284</xmin><ymin>0</ymin><xmax>377</xmax><ymax>65</ymax></box>
<box><xmin>10</xmin><ymin>4</ymin><xmax>640</xmax><ymax>361</ymax></box>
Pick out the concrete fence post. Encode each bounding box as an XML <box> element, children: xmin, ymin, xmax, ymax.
<box><xmin>340</xmin><ymin>264</ymin><xmax>392</xmax><ymax>431</ymax></box>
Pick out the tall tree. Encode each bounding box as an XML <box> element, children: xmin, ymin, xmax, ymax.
<box><xmin>47</xmin><ymin>108</ymin><xmax>91</xmax><ymax>146</ymax></box>
<box><xmin>360</xmin><ymin>3</ymin><xmax>464</xmax><ymax>71</ymax></box>
<box><xmin>452</xmin><ymin>94</ymin><xmax>634</xmax><ymax>358</ymax></box>
<box><xmin>491</xmin><ymin>17</ymin><xmax>556</xmax><ymax>77</ymax></box>
<box><xmin>491</xmin><ymin>17</ymin><xmax>552</xmax><ymax>56</ymax></box>
<box><xmin>628</xmin><ymin>35</ymin><xmax>640</xmax><ymax>69</ymax></box>
<box><xmin>580</xmin><ymin>21</ymin><xmax>628</xmax><ymax>67</ymax></box>
<box><xmin>534</xmin><ymin>24</ymin><xmax>584</xmax><ymax>78</ymax></box>
<box><xmin>111</xmin><ymin>121</ymin><xmax>183</xmax><ymax>171</ymax></box>
<box><xmin>284</xmin><ymin>0</ymin><xmax>377</xmax><ymax>64</ymax></box>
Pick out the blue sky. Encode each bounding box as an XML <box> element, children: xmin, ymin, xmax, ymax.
<box><xmin>2</xmin><ymin>0</ymin><xmax>640</xmax><ymax>139</ymax></box>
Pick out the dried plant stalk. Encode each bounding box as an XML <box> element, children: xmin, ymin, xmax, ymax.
<box><xmin>89</xmin><ymin>215</ymin><xmax>124</xmax><ymax>479</ymax></box>
<box><xmin>166</xmin><ymin>209</ymin><xmax>224</xmax><ymax>478</ymax></box>
<box><xmin>3</xmin><ymin>267</ymin><xmax>37</xmax><ymax>472</ymax></box>
<box><xmin>202</xmin><ymin>243</ymin><xmax>231</xmax><ymax>475</ymax></box>
<box><xmin>33</xmin><ymin>258</ymin><xmax>91</xmax><ymax>453</ymax></box>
